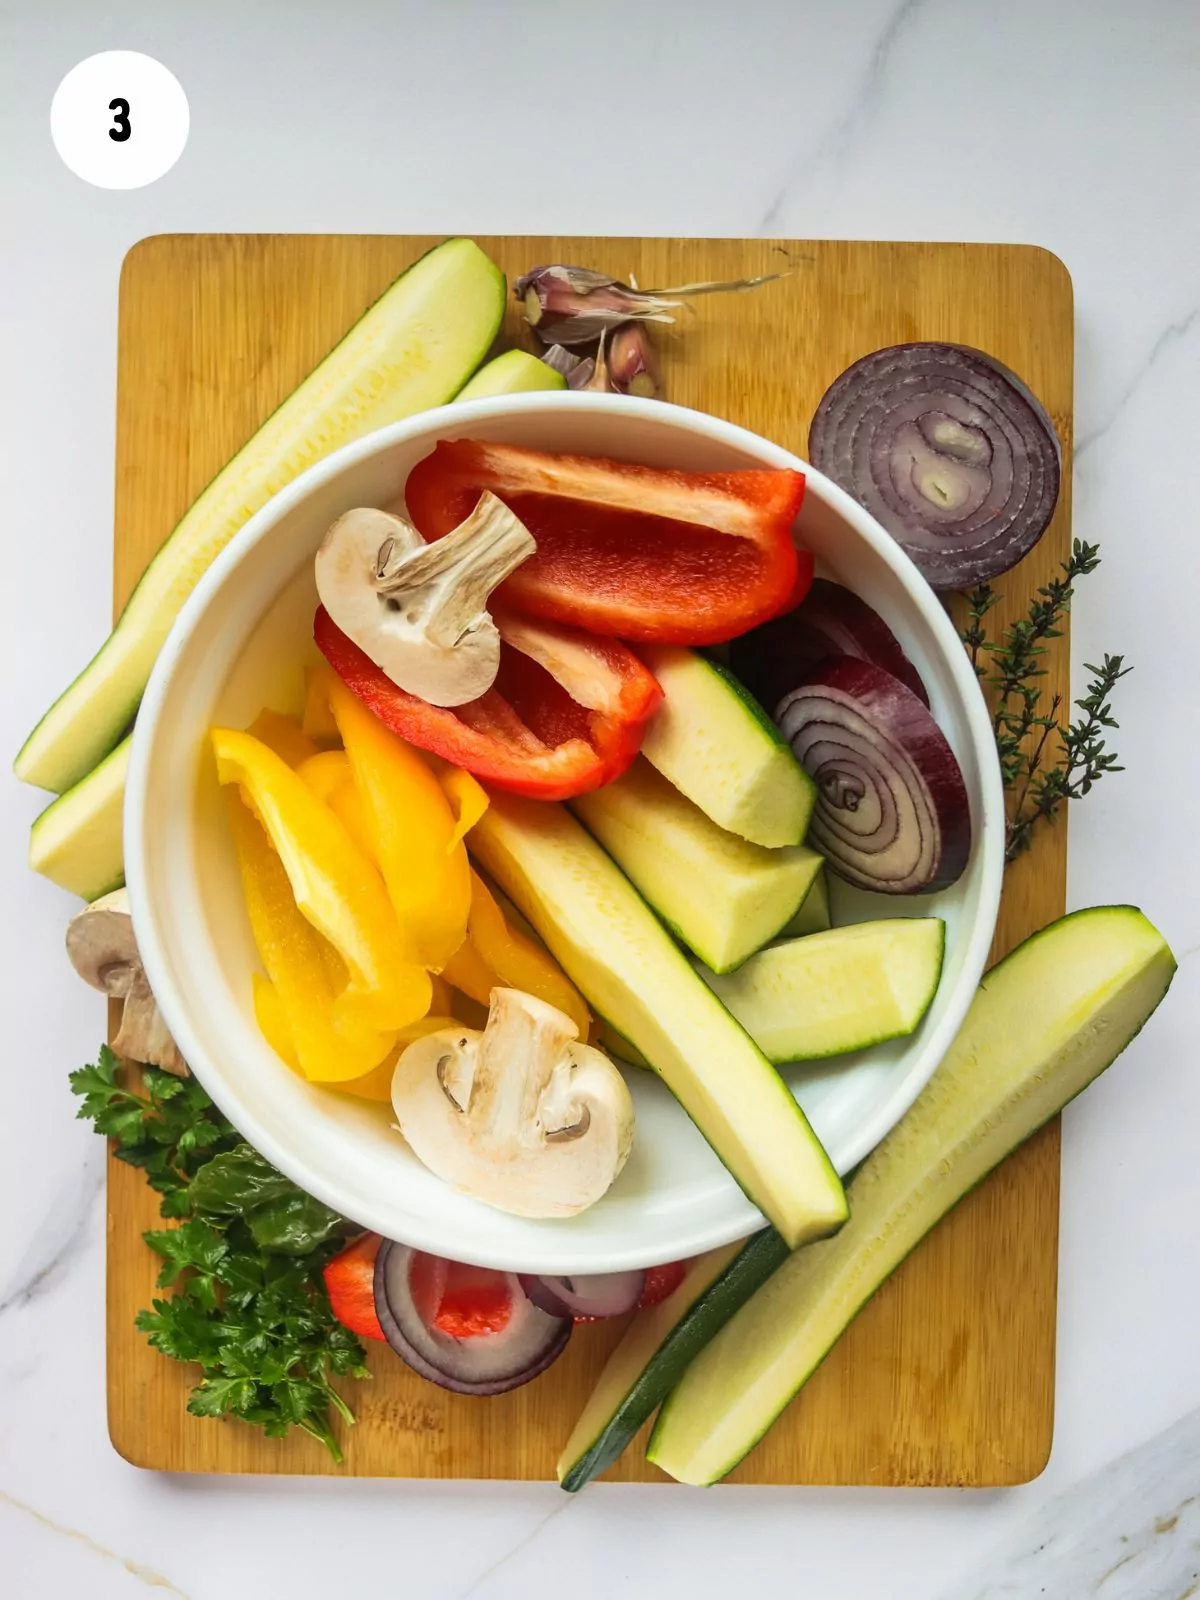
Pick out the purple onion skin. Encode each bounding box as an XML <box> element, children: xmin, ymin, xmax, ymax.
<box><xmin>518</xmin><ymin>1271</ymin><xmax>646</xmax><ymax>1320</ymax></box>
<box><xmin>730</xmin><ymin>579</ymin><xmax>929</xmax><ymax>713</ymax></box>
<box><xmin>373</xmin><ymin>1241</ymin><xmax>571</xmax><ymax>1397</ymax></box>
<box><xmin>809</xmin><ymin>343</ymin><xmax>1061</xmax><ymax>591</ymax></box>
<box><xmin>777</xmin><ymin>656</ymin><xmax>971</xmax><ymax>895</ymax></box>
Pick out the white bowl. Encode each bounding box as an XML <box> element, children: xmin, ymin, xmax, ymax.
<box><xmin>126</xmin><ymin>393</ymin><xmax>1004</xmax><ymax>1274</ymax></box>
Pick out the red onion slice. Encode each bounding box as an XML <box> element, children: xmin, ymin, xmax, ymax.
<box><xmin>776</xmin><ymin>658</ymin><xmax>971</xmax><ymax>894</ymax></box>
<box><xmin>809</xmin><ymin>343</ymin><xmax>1061</xmax><ymax>590</ymax></box>
<box><xmin>374</xmin><ymin>1242</ymin><xmax>571</xmax><ymax>1395</ymax></box>
<box><xmin>731</xmin><ymin>578</ymin><xmax>928</xmax><ymax>711</ymax></box>
<box><xmin>518</xmin><ymin>1270</ymin><xmax>646</xmax><ymax>1320</ymax></box>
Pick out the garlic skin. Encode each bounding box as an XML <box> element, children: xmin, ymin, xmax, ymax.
<box><xmin>516</xmin><ymin>265</ymin><xmax>681</xmax><ymax>347</ymax></box>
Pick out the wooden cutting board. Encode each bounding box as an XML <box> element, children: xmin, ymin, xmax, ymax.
<box><xmin>108</xmin><ymin>234</ymin><xmax>1072</xmax><ymax>1483</ymax></box>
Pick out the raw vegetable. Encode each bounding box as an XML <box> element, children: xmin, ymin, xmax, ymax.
<box><xmin>246</xmin><ymin>709</ymin><xmax>321</xmax><ymax>768</ymax></box>
<box><xmin>66</xmin><ymin>889</ymin><xmax>186</xmax><ymax>1075</ymax></box>
<box><xmin>730</xmin><ymin>578</ymin><xmax>929</xmax><ymax>712</ymax></box>
<box><xmin>16</xmin><ymin>238</ymin><xmax>507</xmax><ymax>796</ymax></box>
<box><xmin>777</xmin><ymin>658</ymin><xmax>971</xmax><ymax>894</ymax></box>
<box><xmin>404</xmin><ymin>440</ymin><xmax>809</xmax><ymax>645</ymax></box>
<box><xmin>444</xmin><ymin>869</ymin><xmax>591</xmax><ymax>1036</ymax></box>
<box><xmin>639</xmin><ymin>1262</ymin><xmax>687</xmax><ymax>1309</ymax></box>
<box><xmin>515</xmin><ymin>264</ymin><xmax>786</xmax><ymax>346</ymax></box>
<box><xmin>808</xmin><ymin>342</ymin><xmax>1061</xmax><ymax>590</ymax></box>
<box><xmin>469</xmin><ymin>791</ymin><xmax>848</xmax><ymax>1249</ymax></box>
<box><xmin>637</xmin><ymin>644</ymin><xmax>815</xmax><ymax>847</ymax></box>
<box><xmin>781</xmin><ymin>868</ymin><xmax>831</xmax><ymax>936</ymax></box>
<box><xmin>226</xmin><ymin>791</ymin><xmax>399</xmax><ymax>1082</ymax></box>
<box><xmin>314</xmin><ymin>496</ymin><xmax>535</xmax><ymax>707</ymax></box>
<box><xmin>519</xmin><ymin>1272</ymin><xmax>646</xmax><ymax>1320</ymax></box>
<box><xmin>374</xmin><ymin>1240</ymin><xmax>571</xmax><ymax>1394</ymax></box>
<box><xmin>323</xmin><ymin>1233</ymin><xmax>386</xmax><ymax>1342</ymax></box>
<box><xmin>960</xmin><ymin>540</ymin><xmax>1131</xmax><ymax>861</ymax></box>
<box><xmin>573</xmin><ymin>758</ymin><xmax>823</xmax><ymax>974</ymax></box>
<box><xmin>540</xmin><ymin>344</ymin><xmax>596</xmax><ymax>389</ymax></box>
<box><xmin>455</xmin><ymin>348</ymin><xmax>567</xmax><ymax>400</ymax></box>
<box><xmin>315</xmin><ymin>605</ymin><xmax>662</xmax><ymax>801</ymax></box>
<box><xmin>557</xmin><ymin>1231</ymin><xmax>789</xmax><ymax>1491</ymax></box>
<box><xmin>317</xmin><ymin>670</ymin><xmax>476</xmax><ymax>969</ymax></box>
<box><xmin>607</xmin><ymin>323</ymin><xmax>661</xmax><ymax>398</ymax></box>
<box><xmin>71</xmin><ymin>1047</ymin><xmax>368</xmax><ymax>1459</ymax></box>
<box><xmin>698</xmin><ymin>919</ymin><xmax>945</xmax><ymax>1062</ymax></box>
<box><xmin>649</xmin><ymin>905</ymin><xmax>1176</xmax><ymax>1485</ymax></box>
<box><xmin>27</xmin><ymin>734</ymin><xmax>129</xmax><ymax>900</ymax></box>
<box><xmin>212</xmin><ymin>727</ymin><xmax>431</xmax><ymax>1032</ymax></box>
<box><xmin>296</xmin><ymin>750</ymin><xmax>374</xmax><ymax>857</ymax></box>
<box><xmin>390</xmin><ymin>988</ymin><xmax>634</xmax><ymax>1219</ymax></box>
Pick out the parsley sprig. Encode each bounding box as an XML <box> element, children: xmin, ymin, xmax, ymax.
<box><xmin>71</xmin><ymin>1047</ymin><xmax>368</xmax><ymax>1459</ymax></box>
<box><xmin>960</xmin><ymin>540</ymin><xmax>1131</xmax><ymax>860</ymax></box>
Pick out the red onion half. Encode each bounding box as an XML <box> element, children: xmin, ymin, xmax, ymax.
<box><xmin>518</xmin><ymin>1271</ymin><xmax>646</xmax><ymax>1320</ymax></box>
<box><xmin>809</xmin><ymin>343</ymin><xmax>1061</xmax><ymax>590</ymax></box>
<box><xmin>777</xmin><ymin>658</ymin><xmax>971</xmax><ymax>894</ymax></box>
<box><xmin>373</xmin><ymin>1242</ymin><xmax>570</xmax><ymax>1395</ymax></box>
<box><xmin>731</xmin><ymin>578</ymin><xmax>928</xmax><ymax>712</ymax></box>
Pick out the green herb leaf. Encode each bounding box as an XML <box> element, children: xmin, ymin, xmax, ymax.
<box><xmin>957</xmin><ymin>541</ymin><xmax>1130</xmax><ymax>860</ymax></box>
<box><xmin>71</xmin><ymin>1047</ymin><xmax>366</xmax><ymax>1458</ymax></box>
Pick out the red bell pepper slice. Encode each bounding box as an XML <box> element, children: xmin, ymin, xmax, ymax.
<box><xmin>404</xmin><ymin>440</ymin><xmax>810</xmax><ymax>646</ymax></box>
<box><xmin>314</xmin><ymin>606</ymin><xmax>662</xmax><ymax>802</ymax></box>
<box><xmin>637</xmin><ymin>1260</ymin><xmax>687</xmax><ymax>1309</ymax></box>
<box><xmin>323</xmin><ymin>1232</ymin><xmax>386</xmax><ymax>1342</ymax></box>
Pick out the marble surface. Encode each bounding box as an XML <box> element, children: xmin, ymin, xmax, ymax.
<box><xmin>2</xmin><ymin>0</ymin><xmax>1198</xmax><ymax>1594</ymax></box>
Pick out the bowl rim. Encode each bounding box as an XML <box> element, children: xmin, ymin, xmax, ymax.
<box><xmin>126</xmin><ymin>390</ymin><xmax>1005</xmax><ymax>1271</ymax></box>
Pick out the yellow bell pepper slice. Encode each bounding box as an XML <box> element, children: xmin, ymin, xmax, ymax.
<box><xmin>246</xmin><ymin>709</ymin><xmax>321</xmax><ymax>769</ymax></box>
<box><xmin>317</xmin><ymin>670</ymin><xmax>474</xmax><ymax>971</ymax></box>
<box><xmin>441</xmin><ymin>937</ymin><xmax>499</xmax><ymax>1008</ymax></box>
<box><xmin>213</xmin><ymin>727</ymin><xmax>430</xmax><ymax>1033</ymax></box>
<box><xmin>252</xmin><ymin>972</ymin><xmax>301</xmax><ymax>1070</ymax></box>
<box><xmin>227</xmin><ymin>793</ymin><xmax>398</xmax><ymax>1081</ymax></box>
<box><xmin>464</xmin><ymin>870</ymin><xmax>591</xmax><ymax>1034</ymax></box>
<box><xmin>296</xmin><ymin>751</ymin><xmax>374</xmax><ymax>859</ymax></box>
<box><xmin>440</xmin><ymin>768</ymin><xmax>490</xmax><ymax>849</ymax></box>
<box><xmin>334</xmin><ymin>1014</ymin><xmax>460</xmax><ymax>1102</ymax></box>
<box><xmin>302</xmin><ymin>666</ymin><xmax>341</xmax><ymax>744</ymax></box>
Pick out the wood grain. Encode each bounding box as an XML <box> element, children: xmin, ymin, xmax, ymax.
<box><xmin>108</xmin><ymin>235</ymin><xmax>1073</xmax><ymax>1483</ymax></box>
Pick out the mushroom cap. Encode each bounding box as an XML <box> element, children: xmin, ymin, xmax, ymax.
<box><xmin>391</xmin><ymin>989</ymin><xmax>634</xmax><ymax>1219</ymax></box>
<box><xmin>66</xmin><ymin>887</ymin><xmax>139</xmax><ymax>996</ymax></box>
<box><xmin>314</xmin><ymin>501</ymin><xmax>530</xmax><ymax>708</ymax></box>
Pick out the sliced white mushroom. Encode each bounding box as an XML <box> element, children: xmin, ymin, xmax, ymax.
<box><xmin>314</xmin><ymin>493</ymin><xmax>536</xmax><ymax>707</ymax></box>
<box><xmin>65</xmin><ymin>889</ymin><xmax>188</xmax><ymax>1076</ymax></box>
<box><xmin>391</xmin><ymin>987</ymin><xmax>634</xmax><ymax>1218</ymax></box>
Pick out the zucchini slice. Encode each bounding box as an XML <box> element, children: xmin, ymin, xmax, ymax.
<box><xmin>572</xmin><ymin>758</ymin><xmax>822</xmax><ymax>973</ymax></box>
<box><xmin>637</xmin><ymin>645</ymin><xmax>815</xmax><ymax>847</ymax></box>
<box><xmin>469</xmin><ymin>793</ymin><xmax>848</xmax><ymax>1250</ymax></box>
<box><xmin>455</xmin><ymin>348</ymin><xmax>565</xmax><ymax>400</ymax></box>
<box><xmin>558</xmin><ymin>1230</ymin><xmax>788</xmax><ymax>1491</ymax></box>
<box><xmin>648</xmin><ymin>906</ymin><xmax>1177</xmax><ymax>1485</ymax></box>
<box><xmin>16</xmin><ymin>238</ymin><xmax>506</xmax><ymax>795</ymax></box>
<box><xmin>700</xmin><ymin>919</ymin><xmax>945</xmax><ymax>1062</ymax></box>
<box><xmin>28</xmin><ymin>734</ymin><xmax>130</xmax><ymax>901</ymax></box>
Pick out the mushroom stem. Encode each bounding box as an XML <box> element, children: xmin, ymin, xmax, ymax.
<box><xmin>390</xmin><ymin>987</ymin><xmax>635</xmax><ymax>1218</ymax></box>
<box><xmin>65</xmin><ymin>889</ymin><xmax>188</xmax><ymax>1076</ymax></box>
<box><xmin>315</xmin><ymin>495</ymin><xmax>537</xmax><ymax>707</ymax></box>
<box><xmin>377</xmin><ymin>492</ymin><xmax>535</xmax><ymax>650</ymax></box>
<box><xmin>468</xmin><ymin>988</ymin><xmax>578</xmax><ymax>1149</ymax></box>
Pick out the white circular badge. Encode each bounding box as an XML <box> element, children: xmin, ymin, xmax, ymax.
<box><xmin>51</xmin><ymin>52</ymin><xmax>189</xmax><ymax>189</ymax></box>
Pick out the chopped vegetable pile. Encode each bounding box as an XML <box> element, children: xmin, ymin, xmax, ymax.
<box><xmin>27</xmin><ymin>239</ymin><xmax>1152</xmax><ymax>1487</ymax></box>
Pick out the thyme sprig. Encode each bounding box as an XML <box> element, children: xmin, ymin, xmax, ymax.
<box><xmin>960</xmin><ymin>541</ymin><xmax>1131</xmax><ymax>860</ymax></box>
